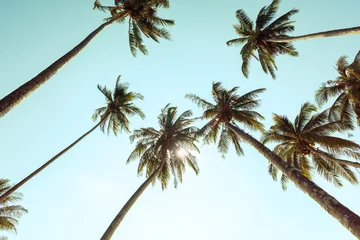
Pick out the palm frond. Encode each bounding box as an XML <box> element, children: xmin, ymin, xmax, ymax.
<box><xmin>185</xmin><ymin>94</ymin><xmax>215</xmax><ymax>110</ymax></box>
<box><xmin>217</xmin><ymin>128</ymin><xmax>230</xmax><ymax>154</ymax></box>
<box><xmin>268</xmin><ymin>163</ymin><xmax>278</xmax><ymax>181</ymax></box>
<box><xmin>264</xmin><ymin>9</ymin><xmax>298</xmax><ymax>30</ymax></box>
<box><xmin>235</xmin><ymin>9</ymin><xmax>254</xmax><ymax>31</ymax></box>
<box><xmin>256</xmin><ymin>0</ymin><xmax>281</xmax><ymax>30</ymax></box>
<box><xmin>280</xmin><ymin>173</ymin><xmax>289</xmax><ymax>191</ymax></box>
<box><xmin>226</xmin><ymin>37</ymin><xmax>248</xmax><ymax>46</ymax></box>
<box><xmin>295</xmin><ymin>102</ymin><xmax>317</xmax><ymax>132</ymax></box>
<box><xmin>311</xmin><ymin>155</ymin><xmax>342</xmax><ymax>187</ymax></box>
<box><xmin>97</xmin><ymin>85</ymin><xmax>113</xmax><ymax>102</ymax></box>
<box><xmin>315</xmin><ymin>83</ymin><xmax>345</xmax><ymax>107</ymax></box>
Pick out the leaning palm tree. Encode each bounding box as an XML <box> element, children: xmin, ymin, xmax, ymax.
<box><xmin>0</xmin><ymin>179</ymin><xmax>27</xmax><ymax>239</ymax></box>
<box><xmin>316</xmin><ymin>51</ymin><xmax>360</xmax><ymax>126</ymax></box>
<box><xmin>0</xmin><ymin>0</ymin><xmax>173</xmax><ymax>118</ymax></box>
<box><xmin>261</xmin><ymin>102</ymin><xmax>360</xmax><ymax>190</ymax></box>
<box><xmin>0</xmin><ymin>76</ymin><xmax>144</xmax><ymax>202</ymax></box>
<box><xmin>186</xmin><ymin>82</ymin><xmax>360</xmax><ymax>238</ymax></box>
<box><xmin>227</xmin><ymin>0</ymin><xmax>360</xmax><ymax>79</ymax></box>
<box><xmin>100</xmin><ymin>104</ymin><xmax>199</xmax><ymax>240</ymax></box>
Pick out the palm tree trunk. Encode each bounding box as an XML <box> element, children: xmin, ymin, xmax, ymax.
<box><xmin>100</xmin><ymin>160</ymin><xmax>165</xmax><ymax>240</ymax></box>
<box><xmin>0</xmin><ymin>18</ymin><xmax>119</xmax><ymax>118</ymax></box>
<box><xmin>266</xmin><ymin>26</ymin><xmax>360</xmax><ymax>43</ymax></box>
<box><xmin>0</xmin><ymin>115</ymin><xmax>108</xmax><ymax>202</ymax></box>
<box><xmin>308</xmin><ymin>147</ymin><xmax>360</xmax><ymax>168</ymax></box>
<box><xmin>226</xmin><ymin>122</ymin><xmax>360</xmax><ymax>238</ymax></box>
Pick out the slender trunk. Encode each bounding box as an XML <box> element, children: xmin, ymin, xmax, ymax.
<box><xmin>308</xmin><ymin>147</ymin><xmax>360</xmax><ymax>168</ymax></box>
<box><xmin>0</xmin><ymin>18</ymin><xmax>119</xmax><ymax>118</ymax></box>
<box><xmin>226</xmin><ymin>123</ymin><xmax>360</xmax><ymax>238</ymax></box>
<box><xmin>266</xmin><ymin>26</ymin><xmax>360</xmax><ymax>43</ymax></box>
<box><xmin>0</xmin><ymin>115</ymin><xmax>108</xmax><ymax>202</ymax></box>
<box><xmin>100</xmin><ymin>160</ymin><xmax>165</xmax><ymax>240</ymax></box>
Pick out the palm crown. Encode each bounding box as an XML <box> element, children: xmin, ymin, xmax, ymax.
<box><xmin>186</xmin><ymin>82</ymin><xmax>266</xmax><ymax>156</ymax></box>
<box><xmin>315</xmin><ymin>51</ymin><xmax>360</xmax><ymax>126</ymax></box>
<box><xmin>127</xmin><ymin>104</ymin><xmax>200</xmax><ymax>189</ymax></box>
<box><xmin>0</xmin><ymin>179</ymin><xmax>27</xmax><ymax>236</ymax></box>
<box><xmin>92</xmin><ymin>75</ymin><xmax>145</xmax><ymax>135</ymax></box>
<box><xmin>94</xmin><ymin>0</ymin><xmax>174</xmax><ymax>56</ymax></box>
<box><xmin>226</xmin><ymin>0</ymin><xmax>298</xmax><ymax>79</ymax></box>
<box><xmin>262</xmin><ymin>102</ymin><xmax>360</xmax><ymax>189</ymax></box>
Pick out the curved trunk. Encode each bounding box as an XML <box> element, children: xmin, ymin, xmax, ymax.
<box><xmin>100</xmin><ymin>160</ymin><xmax>165</xmax><ymax>240</ymax></box>
<box><xmin>226</xmin><ymin>123</ymin><xmax>360</xmax><ymax>238</ymax></box>
<box><xmin>266</xmin><ymin>26</ymin><xmax>360</xmax><ymax>43</ymax></box>
<box><xmin>308</xmin><ymin>147</ymin><xmax>360</xmax><ymax>168</ymax></box>
<box><xmin>0</xmin><ymin>115</ymin><xmax>108</xmax><ymax>202</ymax></box>
<box><xmin>0</xmin><ymin>18</ymin><xmax>119</xmax><ymax>118</ymax></box>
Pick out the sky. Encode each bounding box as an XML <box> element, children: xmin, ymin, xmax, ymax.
<box><xmin>1</xmin><ymin>0</ymin><xmax>360</xmax><ymax>239</ymax></box>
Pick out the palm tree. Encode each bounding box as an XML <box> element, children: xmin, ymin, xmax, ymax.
<box><xmin>0</xmin><ymin>0</ymin><xmax>173</xmax><ymax>118</ymax></box>
<box><xmin>261</xmin><ymin>102</ymin><xmax>360</xmax><ymax>190</ymax></box>
<box><xmin>186</xmin><ymin>82</ymin><xmax>360</xmax><ymax>238</ymax></box>
<box><xmin>0</xmin><ymin>179</ymin><xmax>27</xmax><ymax>239</ymax></box>
<box><xmin>94</xmin><ymin>0</ymin><xmax>173</xmax><ymax>56</ymax></box>
<box><xmin>226</xmin><ymin>0</ymin><xmax>360</xmax><ymax>79</ymax></box>
<box><xmin>315</xmin><ymin>51</ymin><xmax>360</xmax><ymax>126</ymax></box>
<box><xmin>100</xmin><ymin>104</ymin><xmax>199</xmax><ymax>240</ymax></box>
<box><xmin>0</xmin><ymin>76</ymin><xmax>144</xmax><ymax>202</ymax></box>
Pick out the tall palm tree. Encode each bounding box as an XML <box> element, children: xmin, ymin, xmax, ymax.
<box><xmin>100</xmin><ymin>104</ymin><xmax>199</xmax><ymax>240</ymax></box>
<box><xmin>0</xmin><ymin>179</ymin><xmax>27</xmax><ymax>239</ymax></box>
<box><xmin>261</xmin><ymin>102</ymin><xmax>360</xmax><ymax>190</ymax></box>
<box><xmin>186</xmin><ymin>82</ymin><xmax>360</xmax><ymax>238</ymax></box>
<box><xmin>226</xmin><ymin>0</ymin><xmax>360</xmax><ymax>79</ymax></box>
<box><xmin>0</xmin><ymin>76</ymin><xmax>144</xmax><ymax>202</ymax></box>
<box><xmin>0</xmin><ymin>0</ymin><xmax>173</xmax><ymax>118</ymax></box>
<box><xmin>316</xmin><ymin>51</ymin><xmax>360</xmax><ymax>126</ymax></box>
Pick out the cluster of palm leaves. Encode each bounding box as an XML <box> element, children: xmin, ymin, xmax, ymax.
<box><xmin>2</xmin><ymin>0</ymin><xmax>360</xmax><ymax>239</ymax></box>
<box><xmin>226</xmin><ymin>0</ymin><xmax>298</xmax><ymax>79</ymax></box>
<box><xmin>316</xmin><ymin>51</ymin><xmax>360</xmax><ymax>125</ymax></box>
<box><xmin>93</xmin><ymin>0</ymin><xmax>174</xmax><ymax>56</ymax></box>
<box><xmin>0</xmin><ymin>180</ymin><xmax>27</xmax><ymax>240</ymax></box>
<box><xmin>262</xmin><ymin>103</ymin><xmax>360</xmax><ymax>190</ymax></box>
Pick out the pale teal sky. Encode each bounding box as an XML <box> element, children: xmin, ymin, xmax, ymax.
<box><xmin>1</xmin><ymin>0</ymin><xmax>360</xmax><ymax>239</ymax></box>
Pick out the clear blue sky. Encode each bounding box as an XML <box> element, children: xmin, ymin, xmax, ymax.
<box><xmin>1</xmin><ymin>0</ymin><xmax>360</xmax><ymax>239</ymax></box>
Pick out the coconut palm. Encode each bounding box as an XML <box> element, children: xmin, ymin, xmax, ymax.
<box><xmin>227</xmin><ymin>0</ymin><xmax>360</xmax><ymax>79</ymax></box>
<box><xmin>0</xmin><ymin>0</ymin><xmax>173</xmax><ymax>118</ymax></box>
<box><xmin>261</xmin><ymin>102</ymin><xmax>360</xmax><ymax>190</ymax></box>
<box><xmin>315</xmin><ymin>51</ymin><xmax>360</xmax><ymax>126</ymax></box>
<box><xmin>94</xmin><ymin>0</ymin><xmax>173</xmax><ymax>56</ymax></box>
<box><xmin>186</xmin><ymin>82</ymin><xmax>360</xmax><ymax>238</ymax></box>
<box><xmin>0</xmin><ymin>76</ymin><xmax>144</xmax><ymax>202</ymax></box>
<box><xmin>0</xmin><ymin>179</ymin><xmax>27</xmax><ymax>239</ymax></box>
<box><xmin>100</xmin><ymin>104</ymin><xmax>199</xmax><ymax>240</ymax></box>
